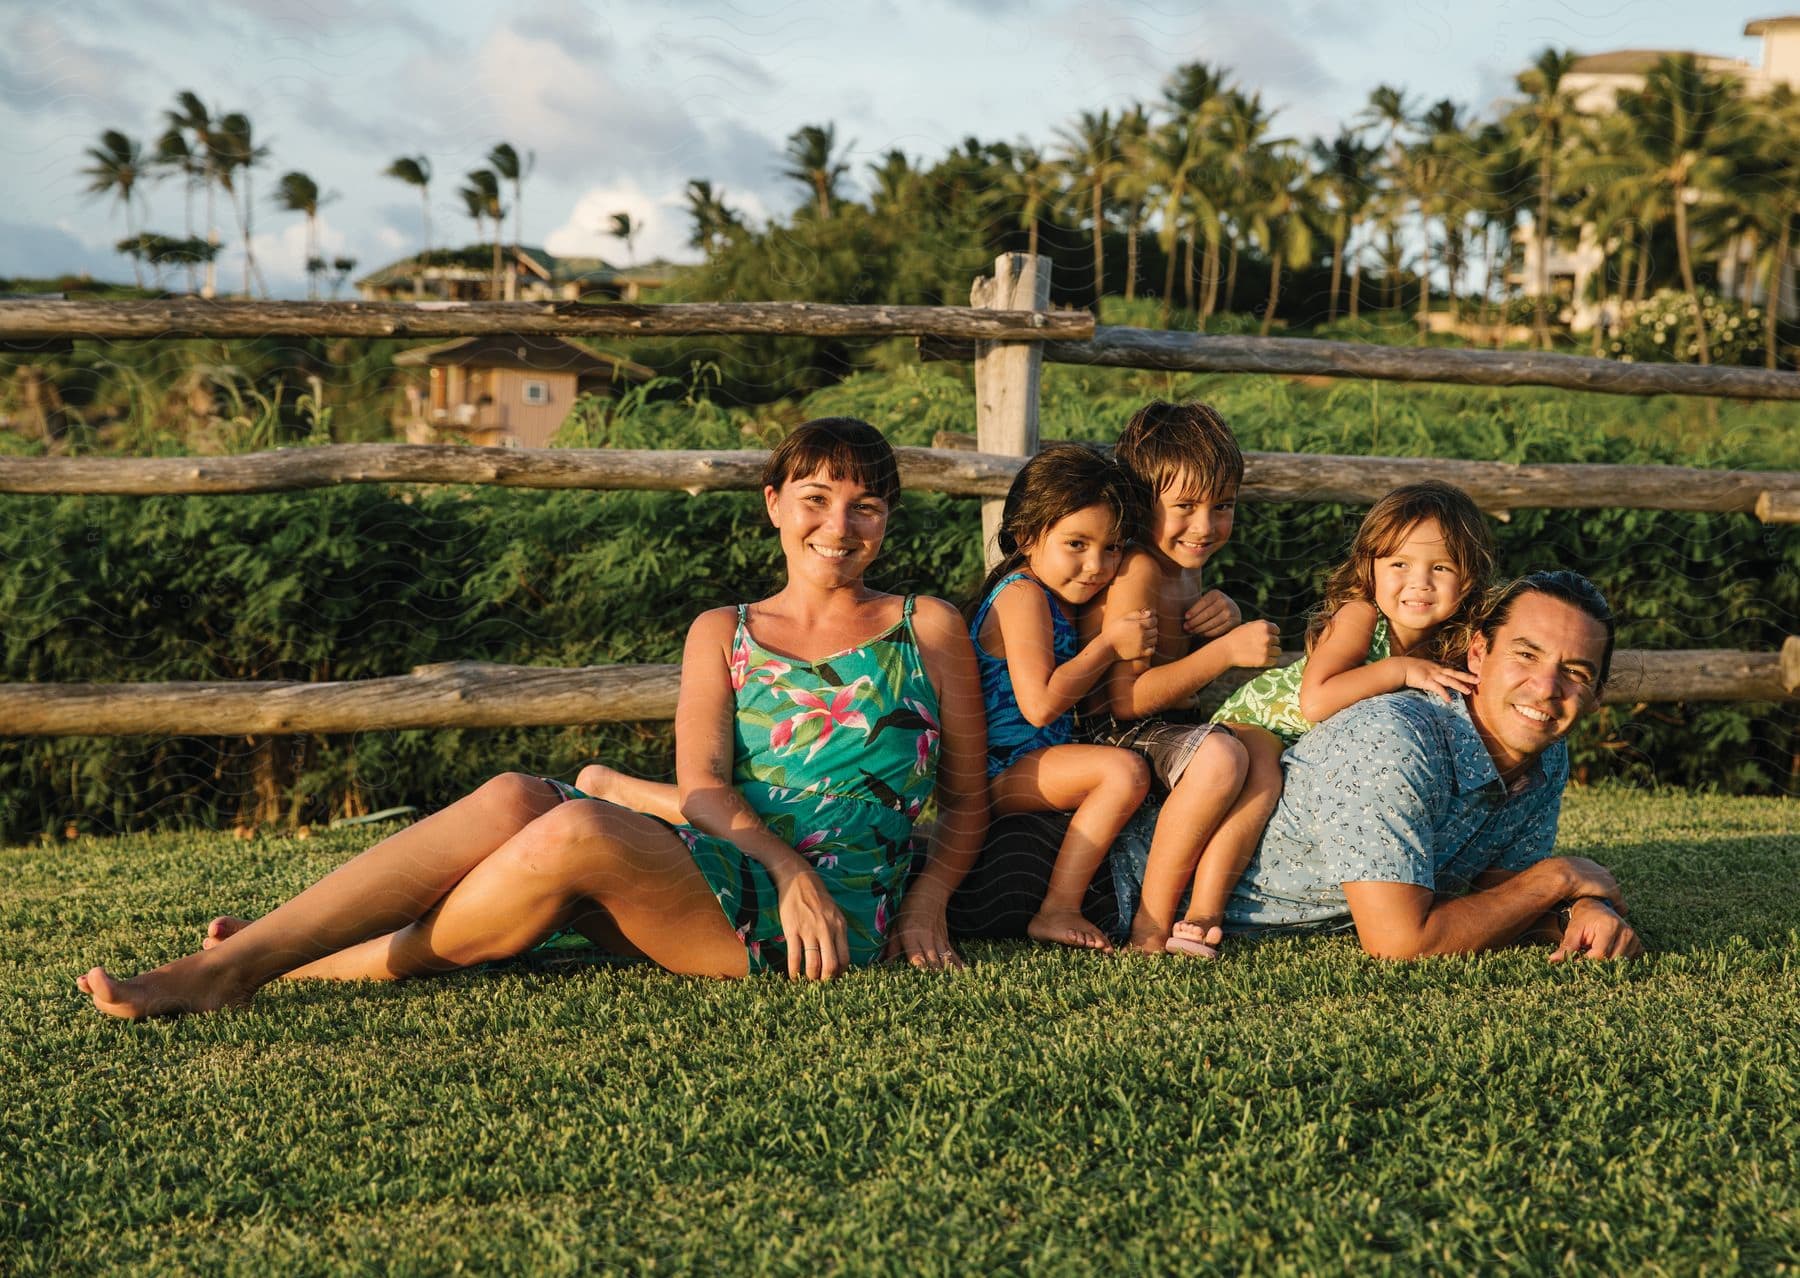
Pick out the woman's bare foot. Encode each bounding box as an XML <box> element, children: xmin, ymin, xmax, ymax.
<box><xmin>1166</xmin><ymin>919</ymin><xmax>1223</xmax><ymax>959</ymax></box>
<box><xmin>202</xmin><ymin>916</ymin><xmax>251</xmax><ymax>949</ymax></box>
<box><xmin>574</xmin><ymin>763</ymin><xmax>624</xmax><ymax>805</ymax></box>
<box><xmin>1027</xmin><ymin>908</ymin><xmax>1113</xmax><ymax>952</ymax></box>
<box><xmin>77</xmin><ymin>953</ymin><xmax>251</xmax><ymax>1020</ymax></box>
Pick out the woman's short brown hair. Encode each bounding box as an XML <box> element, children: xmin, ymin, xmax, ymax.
<box><xmin>761</xmin><ymin>417</ymin><xmax>901</xmax><ymax>508</ymax></box>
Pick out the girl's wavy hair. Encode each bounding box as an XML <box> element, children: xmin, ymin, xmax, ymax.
<box><xmin>1305</xmin><ymin>480</ymin><xmax>1496</xmax><ymax>664</ymax></box>
<box><xmin>968</xmin><ymin>442</ymin><xmax>1142</xmax><ymax>616</ymax></box>
<box><xmin>762</xmin><ymin>416</ymin><xmax>900</xmax><ymax>509</ymax></box>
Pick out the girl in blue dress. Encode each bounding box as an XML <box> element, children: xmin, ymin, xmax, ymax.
<box><xmin>968</xmin><ymin>444</ymin><xmax>1157</xmax><ymax>951</ymax></box>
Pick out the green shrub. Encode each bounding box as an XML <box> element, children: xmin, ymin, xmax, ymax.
<box><xmin>1608</xmin><ymin>289</ymin><xmax>1765</xmax><ymax>366</ymax></box>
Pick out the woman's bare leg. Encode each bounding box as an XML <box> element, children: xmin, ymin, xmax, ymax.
<box><xmin>990</xmin><ymin>746</ymin><xmax>1150</xmax><ymax>951</ymax></box>
<box><xmin>80</xmin><ymin>773</ymin><xmax>565</xmax><ymax>1018</ymax></box>
<box><xmin>574</xmin><ymin>763</ymin><xmax>684</xmax><ymax>826</ymax></box>
<box><xmin>270</xmin><ymin>801</ymin><xmax>745</xmax><ymax>982</ymax></box>
<box><xmin>1128</xmin><ymin>732</ymin><xmax>1248</xmax><ymax>954</ymax></box>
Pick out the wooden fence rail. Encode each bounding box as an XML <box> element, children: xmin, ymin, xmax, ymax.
<box><xmin>2</xmin><ymin>641</ymin><xmax>1794</xmax><ymax>736</ymax></box>
<box><xmin>4</xmin><ymin>442</ymin><xmax>1795</xmax><ymax>521</ymax></box>
<box><xmin>919</xmin><ymin>325</ymin><xmax>1800</xmax><ymax>402</ymax></box>
<box><xmin>0</xmin><ymin>298</ymin><xmax>1094</xmax><ymax>343</ymax></box>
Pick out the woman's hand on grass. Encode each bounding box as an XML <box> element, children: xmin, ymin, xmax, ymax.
<box><xmin>775</xmin><ymin>866</ymin><xmax>850</xmax><ymax>981</ymax></box>
<box><xmin>885</xmin><ymin>895</ymin><xmax>964</xmax><ymax>972</ymax></box>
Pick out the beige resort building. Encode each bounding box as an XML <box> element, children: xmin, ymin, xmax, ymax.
<box><xmin>356</xmin><ymin>244</ymin><xmax>670</xmax><ymax>304</ymax></box>
<box><xmin>1510</xmin><ymin>15</ymin><xmax>1800</xmax><ymax>331</ymax></box>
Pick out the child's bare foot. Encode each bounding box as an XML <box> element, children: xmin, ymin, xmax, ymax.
<box><xmin>1166</xmin><ymin>919</ymin><xmax>1223</xmax><ymax>959</ymax></box>
<box><xmin>202</xmin><ymin>916</ymin><xmax>251</xmax><ymax>949</ymax></box>
<box><xmin>574</xmin><ymin>763</ymin><xmax>624</xmax><ymax>804</ymax></box>
<box><xmin>77</xmin><ymin>953</ymin><xmax>251</xmax><ymax>1020</ymax></box>
<box><xmin>1027</xmin><ymin>908</ymin><xmax>1113</xmax><ymax>952</ymax></box>
<box><xmin>1125</xmin><ymin>917</ymin><xmax>1173</xmax><ymax>954</ymax></box>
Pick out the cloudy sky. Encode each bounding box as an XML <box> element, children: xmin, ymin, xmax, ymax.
<box><xmin>4</xmin><ymin>0</ymin><xmax>1780</xmax><ymax>295</ymax></box>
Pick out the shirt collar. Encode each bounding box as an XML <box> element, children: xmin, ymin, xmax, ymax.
<box><xmin>1446</xmin><ymin>692</ymin><xmax>1545</xmax><ymax>797</ymax></box>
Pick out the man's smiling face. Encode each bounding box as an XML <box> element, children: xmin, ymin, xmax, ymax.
<box><xmin>1465</xmin><ymin>590</ymin><xmax>1608</xmax><ymax>782</ymax></box>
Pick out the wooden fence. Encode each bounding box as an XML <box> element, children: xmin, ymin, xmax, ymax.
<box><xmin>1</xmin><ymin>253</ymin><xmax>1796</xmax><ymax>736</ymax></box>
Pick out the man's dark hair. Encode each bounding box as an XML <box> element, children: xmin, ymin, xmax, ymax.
<box><xmin>1480</xmin><ymin>570</ymin><xmax>1616</xmax><ymax>688</ymax></box>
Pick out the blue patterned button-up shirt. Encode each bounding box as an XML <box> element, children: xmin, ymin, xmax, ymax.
<box><xmin>1222</xmin><ymin>690</ymin><xmax>1568</xmax><ymax>932</ymax></box>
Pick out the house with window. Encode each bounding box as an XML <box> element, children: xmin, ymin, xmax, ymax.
<box><xmin>357</xmin><ymin>244</ymin><xmax>672</xmax><ymax>303</ymax></box>
<box><xmin>393</xmin><ymin>336</ymin><xmax>654</xmax><ymax>449</ymax></box>
<box><xmin>1509</xmin><ymin>15</ymin><xmax>1800</xmax><ymax>330</ymax></box>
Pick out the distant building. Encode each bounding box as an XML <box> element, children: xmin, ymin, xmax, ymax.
<box><xmin>1510</xmin><ymin>15</ymin><xmax>1800</xmax><ymax>329</ymax></box>
<box><xmin>392</xmin><ymin>335</ymin><xmax>654</xmax><ymax>449</ymax></box>
<box><xmin>356</xmin><ymin>244</ymin><xmax>673</xmax><ymax>303</ymax></box>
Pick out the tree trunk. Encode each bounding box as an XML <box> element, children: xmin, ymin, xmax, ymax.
<box><xmin>1328</xmin><ymin>221</ymin><xmax>1346</xmax><ymax>323</ymax></box>
<box><xmin>1417</xmin><ymin>229</ymin><xmax>1431</xmax><ymax>341</ymax></box>
<box><xmin>1183</xmin><ymin>225</ymin><xmax>1196</xmax><ymax>311</ymax></box>
<box><xmin>1224</xmin><ymin>237</ymin><xmax>1239</xmax><ymax>314</ymax></box>
<box><xmin>1673</xmin><ymin>186</ymin><xmax>1712</xmax><ymax>365</ymax></box>
<box><xmin>1027</xmin><ymin>216</ymin><xmax>1040</xmax><ymax>260</ymax></box>
<box><xmin>1349</xmin><ymin>253</ymin><xmax>1362</xmax><ymax>320</ymax></box>
<box><xmin>1090</xmin><ymin>182</ymin><xmax>1105</xmax><ymax>308</ymax></box>
<box><xmin>418</xmin><ymin>188</ymin><xmax>431</xmax><ymax>299</ymax></box>
<box><xmin>1534</xmin><ymin>152</ymin><xmax>1551</xmax><ymax>350</ymax></box>
<box><xmin>1768</xmin><ymin>218</ymin><xmax>1790</xmax><ymax>370</ymax></box>
<box><xmin>1202</xmin><ymin>225</ymin><xmax>1221</xmax><ymax>321</ymax></box>
<box><xmin>1124</xmin><ymin>210</ymin><xmax>1138</xmax><ymax>301</ymax></box>
<box><xmin>203</xmin><ymin>180</ymin><xmax>218</xmax><ymax>299</ymax></box>
<box><xmin>1160</xmin><ymin>212</ymin><xmax>1178</xmax><ymax>326</ymax></box>
<box><xmin>1260</xmin><ymin>249</ymin><xmax>1283</xmax><ymax>336</ymax></box>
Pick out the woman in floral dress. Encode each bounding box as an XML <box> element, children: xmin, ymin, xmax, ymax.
<box><xmin>80</xmin><ymin>419</ymin><xmax>988</xmax><ymax>1017</ymax></box>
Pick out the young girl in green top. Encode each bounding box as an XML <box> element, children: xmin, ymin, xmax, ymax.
<box><xmin>1212</xmin><ymin>480</ymin><xmax>1495</xmax><ymax>749</ymax></box>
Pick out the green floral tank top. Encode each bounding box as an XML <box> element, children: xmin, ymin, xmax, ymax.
<box><xmin>1211</xmin><ymin>615</ymin><xmax>1390</xmax><ymax>746</ymax></box>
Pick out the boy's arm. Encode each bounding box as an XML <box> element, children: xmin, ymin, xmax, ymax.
<box><xmin>1099</xmin><ymin>554</ymin><xmax>1277</xmax><ymax>720</ymax></box>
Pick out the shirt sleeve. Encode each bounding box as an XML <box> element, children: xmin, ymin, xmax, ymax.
<box><xmin>1290</xmin><ymin>701</ymin><xmax>1453</xmax><ymax>891</ymax></box>
<box><xmin>1491</xmin><ymin>741</ymin><xmax>1569</xmax><ymax>874</ymax></box>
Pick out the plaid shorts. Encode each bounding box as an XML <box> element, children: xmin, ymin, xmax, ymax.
<box><xmin>1076</xmin><ymin>713</ymin><xmax>1234</xmax><ymax>794</ymax></box>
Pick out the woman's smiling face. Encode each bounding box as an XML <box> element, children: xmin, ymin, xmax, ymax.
<box><xmin>764</xmin><ymin>469</ymin><xmax>889</xmax><ymax>587</ymax></box>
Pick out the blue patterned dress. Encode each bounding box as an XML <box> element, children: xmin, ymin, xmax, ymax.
<box><xmin>970</xmin><ymin>572</ymin><xmax>1078</xmax><ymax>777</ymax></box>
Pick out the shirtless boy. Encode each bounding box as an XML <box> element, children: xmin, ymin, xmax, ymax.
<box><xmin>1081</xmin><ymin>401</ymin><xmax>1283</xmax><ymax>955</ymax></box>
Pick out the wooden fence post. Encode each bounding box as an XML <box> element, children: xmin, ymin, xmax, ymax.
<box><xmin>971</xmin><ymin>253</ymin><xmax>1051</xmax><ymax>565</ymax></box>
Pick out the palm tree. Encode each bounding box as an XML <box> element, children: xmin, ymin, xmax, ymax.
<box><xmin>384</xmin><ymin>156</ymin><xmax>433</xmax><ymax>289</ymax></box>
<box><xmin>1249</xmin><ymin>146</ymin><xmax>1318</xmax><ymax>335</ymax></box>
<box><xmin>997</xmin><ymin>145</ymin><xmax>1055</xmax><ymax>261</ymax></box>
<box><xmin>1113</xmin><ymin>105</ymin><xmax>1154</xmax><ymax>301</ymax></box>
<box><xmin>1733</xmin><ymin>87</ymin><xmax>1800</xmax><ymax>367</ymax></box>
<box><xmin>1160</xmin><ymin>62</ymin><xmax>1235</xmax><ymax>317</ymax></box>
<box><xmin>867</xmin><ymin>149</ymin><xmax>916</xmax><ymax>215</ymax></box>
<box><xmin>1311</xmin><ymin>128</ymin><xmax>1378</xmax><ymax>321</ymax></box>
<box><xmin>1407</xmin><ymin>99</ymin><xmax>1470</xmax><ymax>329</ymax></box>
<box><xmin>608</xmin><ymin>211</ymin><xmax>639</xmax><ymax>265</ymax></box>
<box><xmin>1511</xmin><ymin>48</ymin><xmax>1581</xmax><ymax>348</ymax></box>
<box><xmin>212</xmin><ymin>111</ymin><xmax>269</xmax><ymax>296</ymax></box>
<box><xmin>1056</xmin><ymin>108</ymin><xmax>1123</xmax><ymax>307</ymax></box>
<box><xmin>487</xmin><ymin>142</ymin><xmax>533</xmax><ymax>252</ymax></box>
<box><xmin>1214</xmin><ymin>90</ymin><xmax>1285</xmax><ymax>315</ymax></box>
<box><xmin>1616</xmin><ymin>54</ymin><xmax>1746</xmax><ymax>364</ymax></box>
<box><xmin>153</xmin><ymin>127</ymin><xmax>203</xmax><ymax>292</ymax></box>
<box><xmin>81</xmin><ymin>130</ymin><xmax>146</xmax><ymax>287</ymax></box>
<box><xmin>463</xmin><ymin>168</ymin><xmax>506</xmax><ymax>296</ymax></box>
<box><xmin>276</xmin><ymin>171</ymin><xmax>330</xmax><ymax>299</ymax></box>
<box><xmin>782</xmin><ymin>124</ymin><xmax>849</xmax><ymax>219</ymax></box>
<box><xmin>167</xmin><ymin>91</ymin><xmax>223</xmax><ymax>296</ymax></box>
<box><xmin>683</xmin><ymin>179</ymin><xmax>742</xmax><ymax>254</ymax></box>
<box><xmin>459</xmin><ymin>182</ymin><xmax>489</xmax><ymax>282</ymax></box>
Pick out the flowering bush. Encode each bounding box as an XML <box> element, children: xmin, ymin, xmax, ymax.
<box><xmin>1608</xmin><ymin>289</ymin><xmax>1764</xmax><ymax>366</ymax></box>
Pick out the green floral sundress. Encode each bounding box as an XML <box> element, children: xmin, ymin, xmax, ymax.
<box><xmin>674</xmin><ymin>597</ymin><xmax>941</xmax><ymax>972</ymax></box>
<box><xmin>1211</xmin><ymin>615</ymin><xmax>1390</xmax><ymax>746</ymax></box>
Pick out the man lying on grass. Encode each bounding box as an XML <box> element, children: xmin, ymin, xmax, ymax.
<box><xmin>1104</xmin><ymin>568</ymin><xmax>1643</xmax><ymax>960</ymax></box>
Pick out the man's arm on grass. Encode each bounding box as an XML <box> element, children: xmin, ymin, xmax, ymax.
<box><xmin>1344</xmin><ymin>858</ymin><xmax>1631</xmax><ymax>959</ymax></box>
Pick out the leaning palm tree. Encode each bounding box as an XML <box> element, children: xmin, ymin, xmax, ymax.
<box><xmin>608</xmin><ymin>211</ymin><xmax>639</xmax><ymax>265</ymax></box>
<box><xmin>782</xmin><ymin>124</ymin><xmax>849</xmax><ymax>219</ymax></box>
<box><xmin>683</xmin><ymin>178</ymin><xmax>742</xmax><ymax>254</ymax></box>
<box><xmin>1249</xmin><ymin>146</ymin><xmax>1319</xmax><ymax>335</ymax></box>
<box><xmin>1160</xmin><ymin>61</ymin><xmax>1235</xmax><ymax>318</ymax></box>
<box><xmin>276</xmin><ymin>171</ymin><xmax>329</xmax><ymax>299</ymax></box>
<box><xmin>167</xmin><ymin>91</ymin><xmax>223</xmax><ymax>295</ymax></box>
<box><xmin>1615</xmin><ymin>54</ymin><xmax>1747</xmax><ymax>364</ymax></box>
<box><xmin>384</xmin><ymin>156</ymin><xmax>433</xmax><ymax>291</ymax></box>
<box><xmin>1732</xmin><ymin>87</ymin><xmax>1800</xmax><ymax>367</ymax></box>
<box><xmin>81</xmin><ymin>130</ymin><xmax>146</xmax><ymax>287</ymax></box>
<box><xmin>464</xmin><ymin>168</ymin><xmax>506</xmax><ymax>296</ymax></box>
<box><xmin>1112</xmin><ymin>105</ymin><xmax>1154</xmax><ymax>301</ymax></box>
<box><xmin>487</xmin><ymin>142</ymin><xmax>533</xmax><ymax>250</ymax></box>
<box><xmin>1055</xmin><ymin>108</ymin><xmax>1123</xmax><ymax>306</ymax></box>
<box><xmin>1214</xmin><ymin>90</ymin><xmax>1286</xmax><ymax>315</ymax></box>
<box><xmin>1002</xmin><ymin>144</ymin><xmax>1060</xmax><ymax>261</ymax></box>
<box><xmin>212</xmin><ymin>111</ymin><xmax>269</xmax><ymax>296</ymax></box>
<box><xmin>153</xmin><ymin>127</ymin><xmax>204</xmax><ymax>292</ymax></box>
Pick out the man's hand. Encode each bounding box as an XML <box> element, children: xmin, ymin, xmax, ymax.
<box><xmin>1554</xmin><ymin>856</ymin><xmax>1626</xmax><ymax>913</ymax></box>
<box><xmin>1182</xmin><ymin>589</ymin><xmax>1242</xmax><ymax>639</ymax></box>
<box><xmin>1550</xmin><ymin>898</ymin><xmax>1644</xmax><ymax>962</ymax></box>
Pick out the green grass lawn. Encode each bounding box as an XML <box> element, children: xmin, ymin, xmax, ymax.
<box><xmin>4</xmin><ymin>789</ymin><xmax>1796</xmax><ymax>1274</ymax></box>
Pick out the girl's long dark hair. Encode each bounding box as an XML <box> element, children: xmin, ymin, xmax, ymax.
<box><xmin>967</xmin><ymin>442</ymin><xmax>1141</xmax><ymax>618</ymax></box>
